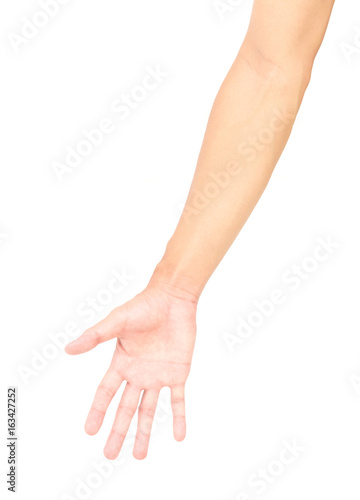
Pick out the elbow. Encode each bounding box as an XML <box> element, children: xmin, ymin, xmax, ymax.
<box><xmin>238</xmin><ymin>40</ymin><xmax>314</xmax><ymax>104</ymax></box>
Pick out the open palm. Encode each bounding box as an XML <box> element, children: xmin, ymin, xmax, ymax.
<box><xmin>65</xmin><ymin>283</ymin><xmax>198</xmax><ymax>460</ymax></box>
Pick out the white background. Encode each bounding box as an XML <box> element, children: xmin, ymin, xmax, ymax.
<box><xmin>1</xmin><ymin>0</ymin><xmax>360</xmax><ymax>499</ymax></box>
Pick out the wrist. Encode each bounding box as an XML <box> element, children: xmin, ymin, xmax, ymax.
<box><xmin>148</xmin><ymin>259</ymin><xmax>202</xmax><ymax>305</ymax></box>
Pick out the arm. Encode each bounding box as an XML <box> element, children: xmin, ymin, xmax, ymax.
<box><xmin>65</xmin><ymin>0</ymin><xmax>335</xmax><ymax>460</ymax></box>
<box><xmin>152</xmin><ymin>0</ymin><xmax>336</xmax><ymax>298</ymax></box>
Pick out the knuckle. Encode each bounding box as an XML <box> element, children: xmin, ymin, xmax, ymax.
<box><xmin>137</xmin><ymin>427</ymin><xmax>151</xmax><ymax>438</ymax></box>
<box><xmin>119</xmin><ymin>404</ymin><xmax>135</xmax><ymax>418</ymax></box>
<box><xmin>138</xmin><ymin>406</ymin><xmax>155</xmax><ymax>418</ymax></box>
<box><xmin>97</xmin><ymin>384</ymin><xmax>114</xmax><ymax>400</ymax></box>
<box><xmin>171</xmin><ymin>398</ymin><xmax>185</xmax><ymax>406</ymax></box>
<box><xmin>92</xmin><ymin>329</ymin><xmax>102</xmax><ymax>343</ymax></box>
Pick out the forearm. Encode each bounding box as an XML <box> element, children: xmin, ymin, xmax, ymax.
<box><xmin>150</xmin><ymin>53</ymin><xmax>304</xmax><ymax>299</ymax></box>
<box><xmin>150</xmin><ymin>0</ymin><xmax>335</xmax><ymax>301</ymax></box>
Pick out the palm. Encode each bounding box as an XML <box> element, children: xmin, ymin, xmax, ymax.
<box><xmin>65</xmin><ymin>285</ymin><xmax>197</xmax><ymax>460</ymax></box>
<box><xmin>116</xmin><ymin>288</ymin><xmax>196</xmax><ymax>385</ymax></box>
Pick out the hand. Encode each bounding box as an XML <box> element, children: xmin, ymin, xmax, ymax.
<box><xmin>65</xmin><ymin>280</ymin><xmax>198</xmax><ymax>460</ymax></box>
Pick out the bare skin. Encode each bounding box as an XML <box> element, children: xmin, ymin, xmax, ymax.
<box><xmin>67</xmin><ymin>284</ymin><xmax>197</xmax><ymax>460</ymax></box>
<box><xmin>66</xmin><ymin>0</ymin><xmax>336</xmax><ymax>460</ymax></box>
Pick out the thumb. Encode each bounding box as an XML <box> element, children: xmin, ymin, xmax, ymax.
<box><xmin>65</xmin><ymin>306</ymin><xmax>128</xmax><ymax>355</ymax></box>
